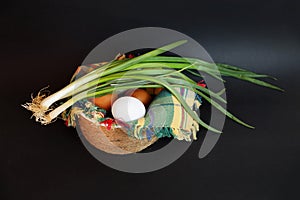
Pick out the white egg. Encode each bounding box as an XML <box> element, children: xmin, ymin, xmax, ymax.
<box><xmin>111</xmin><ymin>96</ymin><xmax>146</xmax><ymax>122</ymax></box>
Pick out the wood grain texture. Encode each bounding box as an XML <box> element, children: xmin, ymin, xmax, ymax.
<box><xmin>78</xmin><ymin>114</ymin><xmax>158</xmax><ymax>154</ymax></box>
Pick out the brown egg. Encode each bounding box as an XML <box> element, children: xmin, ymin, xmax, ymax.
<box><xmin>145</xmin><ymin>88</ymin><xmax>155</xmax><ymax>95</ymax></box>
<box><xmin>91</xmin><ymin>93</ymin><xmax>117</xmax><ymax>111</ymax></box>
<box><xmin>131</xmin><ymin>89</ymin><xmax>152</xmax><ymax>106</ymax></box>
<box><xmin>154</xmin><ymin>87</ymin><xmax>164</xmax><ymax>95</ymax></box>
<box><xmin>145</xmin><ymin>87</ymin><xmax>164</xmax><ymax>95</ymax></box>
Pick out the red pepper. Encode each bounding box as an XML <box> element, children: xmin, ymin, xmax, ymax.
<box><xmin>197</xmin><ymin>80</ymin><xmax>207</xmax><ymax>88</ymax></box>
<box><xmin>101</xmin><ymin>119</ymin><xmax>115</xmax><ymax>130</ymax></box>
<box><xmin>128</xmin><ymin>54</ymin><xmax>134</xmax><ymax>59</ymax></box>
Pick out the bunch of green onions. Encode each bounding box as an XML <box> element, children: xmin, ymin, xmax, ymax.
<box><xmin>23</xmin><ymin>40</ymin><xmax>282</xmax><ymax>133</ymax></box>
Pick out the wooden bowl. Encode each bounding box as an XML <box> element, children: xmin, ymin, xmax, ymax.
<box><xmin>77</xmin><ymin>113</ymin><xmax>158</xmax><ymax>154</ymax></box>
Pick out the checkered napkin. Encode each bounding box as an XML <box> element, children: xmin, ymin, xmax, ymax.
<box><xmin>120</xmin><ymin>88</ymin><xmax>201</xmax><ymax>142</ymax></box>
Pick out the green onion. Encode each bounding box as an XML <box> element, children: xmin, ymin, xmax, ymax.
<box><xmin>23</xmin><ymin>40</ymin><xmax>282</xmax><ymax>133</ymax></box>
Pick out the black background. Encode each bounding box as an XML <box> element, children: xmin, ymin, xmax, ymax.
<box><xmin>1</xmin><ymin>0</ymin><xmax>300</xmax><ymax>199</ymax></box>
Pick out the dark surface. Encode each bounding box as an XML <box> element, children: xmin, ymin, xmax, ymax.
<box><xmin>1</xmin><ymin>0</ymin><xmax>300</xmax><ymax>199</ymax></box>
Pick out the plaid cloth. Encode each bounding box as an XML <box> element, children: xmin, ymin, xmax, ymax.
<box><xmin>119</xmin><ymin>88</ymin><xmax>201</xmax><ymax>142</ymax></box>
